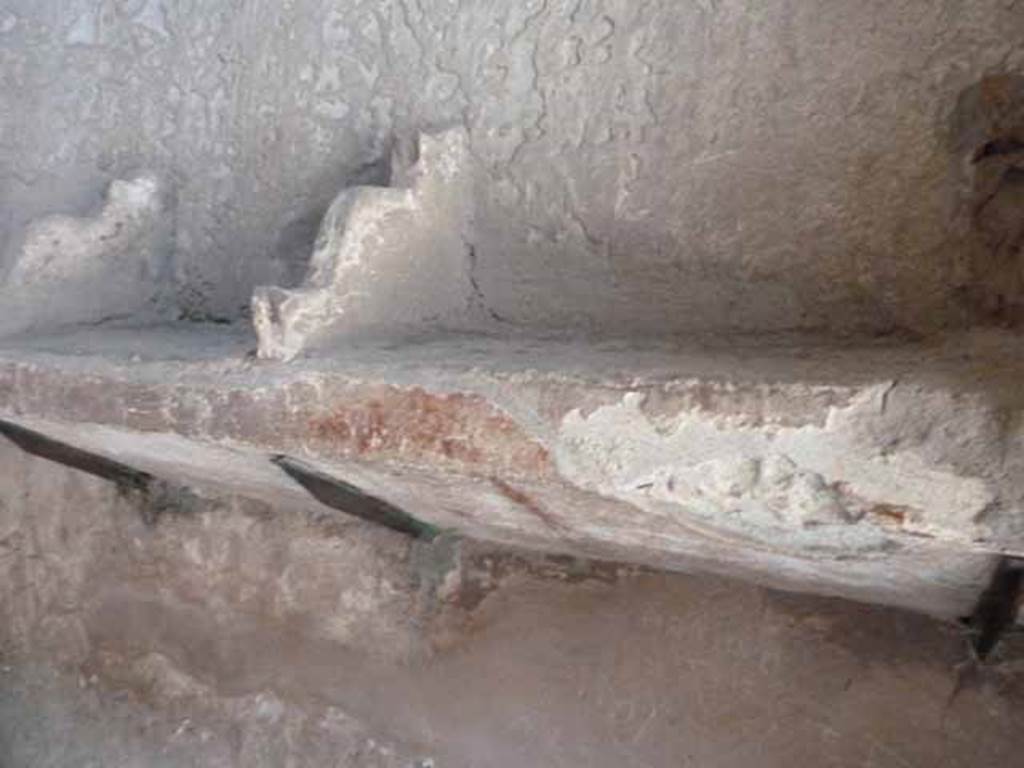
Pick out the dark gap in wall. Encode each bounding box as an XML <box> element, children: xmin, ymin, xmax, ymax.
<box><xmin>274</xmin><ymin>152</ymin><xmax>394</xmax><ymax>290</ymax></box>
<box><xmin>271</xmin><ymin>453</ymin><xmax>442</xmax><ymax>540</ymax></box>
<box><xmin>960</xmin><ymin>556</ymin><xmax>1024</xmax><ymax>661</ymax></box>
<box><xmin>0</xmin><ymin>419</ymin><xmax>150</xmax><ymax>491</ymax></box>
<box><xmin>973</xmin><ymin>137</ymin><xmax>1024</xmax><ymax>163</ymax></box>
<box><xmin>950</xmin><ymin>73</ymin><xmax>1024</xmax><ymax>326</ymax></box>
<box><xmin>0</xmin><ymin>419</ymin><xmax>202</xmax><ymax>525</ymax></box>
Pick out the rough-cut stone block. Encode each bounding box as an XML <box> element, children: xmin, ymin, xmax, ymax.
<box><xmin>0</xmin><ymin>174</ymin><xmax>171</xmax><ymax>337</ymax></box>
<box><xmin>252</xmin><ymin>129</ymin><xmax>488</xmax><ymax>360</ymax></box>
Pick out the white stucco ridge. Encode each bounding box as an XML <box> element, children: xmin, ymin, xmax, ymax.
<box><xmin>252</xmin><ymin>128</ymin><xmax>493</xmax><ymax>360</ymax></box>
<box><xmin>0</xmin><ymin>174</ymin><xmax>172</xmax><ymax>337</ymax></box>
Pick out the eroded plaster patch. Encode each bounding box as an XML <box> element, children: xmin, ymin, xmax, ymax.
<box><xmin>556</xmin><ymin>388</ymin><xmax>995</xmax><ymax>554</ymax></box>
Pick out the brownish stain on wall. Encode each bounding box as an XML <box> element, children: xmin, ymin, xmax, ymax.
<box><xmin>306</xmin><ymin>386</ymin><xmax>551</xmax><ymax>477</ymax></box>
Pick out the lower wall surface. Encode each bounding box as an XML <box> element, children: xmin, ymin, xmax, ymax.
<box><xmin>2</xmin><ymin>438</ymin><xmax>1024</xmax><ymax>768</ymax></box>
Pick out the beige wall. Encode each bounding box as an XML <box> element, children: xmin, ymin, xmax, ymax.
<box><xmin>2</xmin><ymin>437</ymin><xmax>1024</xmax><ymax>766</ymax></box>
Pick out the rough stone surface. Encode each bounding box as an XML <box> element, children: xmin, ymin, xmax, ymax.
<box><xmin>3</xmin><ymin>1</ymin><xmax>1024</xmax><ymax>334</ymax></box>
<box><xmin>3</xmin><ymin>440</ymin><xmax>1024</xmax><ymax>767</ymax></box>
<box><xmin>0</xmin><ymin>174</ymin><xmax>172</xmax><ymax>336</ymax></box>
<box><xmin>4</xmin><ymin>325</ymin><xmax>1024</xmax><ymax>618</ymax></box>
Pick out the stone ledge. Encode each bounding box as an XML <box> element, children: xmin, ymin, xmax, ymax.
<box><xmin>2</xmin><ymin>324</ymin><xmax>1023</xmax><ymax>617</ymax></box>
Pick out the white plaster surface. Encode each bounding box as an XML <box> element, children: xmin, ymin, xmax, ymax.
<box><xmin>0</xmin><ymin>174</ymin><xmax>171</xmax><ymax>336</ymax></box>
<box><xmin>3</xmin><ymin>1</ymin><xmax>1023</xmax><ymax>333</ymax></box>
<box><xmin>252</xmin><ymin>129</ymin><xmax>486</xmax><ymax>359</ymax></box>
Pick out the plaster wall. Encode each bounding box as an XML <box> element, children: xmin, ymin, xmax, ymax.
<box><xmin>3</xmin><ymin>0</ymin><xmax>1023</xmax><ymax>333</ymax></box>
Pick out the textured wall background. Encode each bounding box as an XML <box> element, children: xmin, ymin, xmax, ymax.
<box><xmin>3</xmin><ymin>437</ymin><xmax>1024</xmax><ymax>767</ymax></box>
<box><xmin>2</xmin><ymin>0</ymin><xmax>1023</xmax><ymax>333</ymax></box>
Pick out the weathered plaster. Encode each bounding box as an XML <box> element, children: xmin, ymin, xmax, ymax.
<box><xmin>555</xmin><ymin>387</ymin><xmax>998</xmax><ymax>553</ymax></box>
<box><xmin>252</xmin><ymin>128</ymin><xmax>487</xmax><ymax>359</ymax></box>
<box><xmin>3</xmin><ymin>1</ymin><xmax>1024</xmax><ymax>333</ymax></box>
<box><xmin>3</xmin><ymin>0</ymin><xmax>1024</xmax><ymax>643</ymax></box>
<box><xmin>4</xmin><ymin>326</ymin><xmax>1023</xmax><ymax>618</ymax></box>
<box><xmin>0</xmin><ymin>174</ymin><xmax>172</xmax><ymax>336</ymax></box>
<box><xmin>3</xmin><ymin>441</ymin><xmax>1024</xmax><ymax>767</ymax></box>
